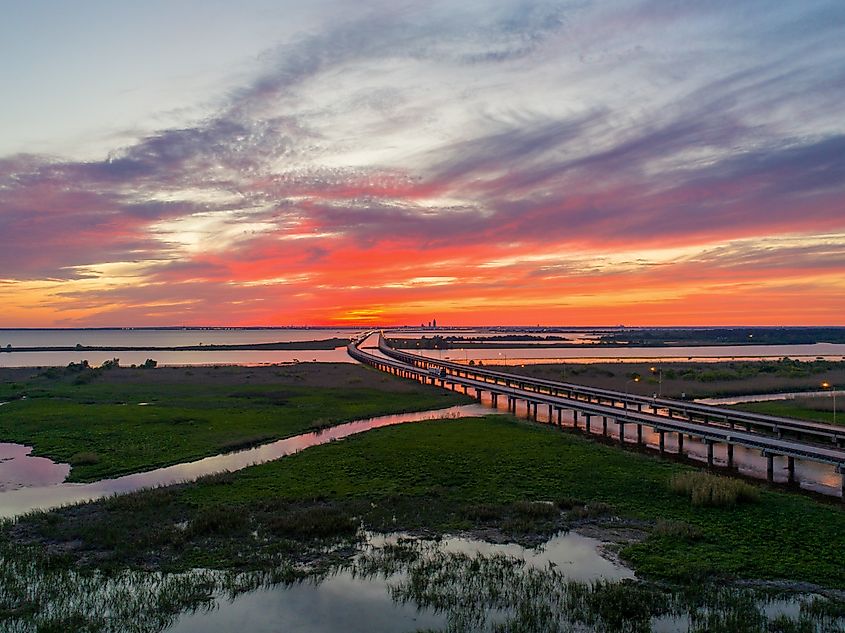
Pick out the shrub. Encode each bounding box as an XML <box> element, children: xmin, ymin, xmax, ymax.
<box><xmin>513</xmin><ymin>500</ymin><xmax>559</xmax><ymax>518</ymax></box>
<box><xmin>669</xmin><ymin>472</ymin><xmax>759</xmax><ymax>507</ymax></box>
<box><xmin>69</xmin><ymin>452</ymin><xmax>100</xmax><ymax>466</ymax></box>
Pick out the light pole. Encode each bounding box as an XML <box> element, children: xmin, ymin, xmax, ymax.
<box><xmin>498</xmin><ymin>351</ymin><xmax>508</xmax><ymax>366</ymax></box>
<box><xmin>650</xmin><ymin>366</ymin><xmax>663</xmax><ymax>397</ymax></box>
<box><xmin>623</xmin><ymin>376</ymin><xmax>641</xmax><ymax>410</ymax></box>
<box><xmin>822</xmin><ymin>382</ymin><xmax>837</xmax><ymax>426</ymax></box>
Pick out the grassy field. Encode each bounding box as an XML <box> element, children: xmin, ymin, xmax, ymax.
<box><xmin>494</xmin><ymin>359</ymin><xmax>845</xmax><ymax>399</ymax></box>
<box><xmin>735</xmin><ymin>397</ymin><xmax>840</xmax><ymax>425</ymax></box>
<box><xmin>0</xmin><ymin>363</ymin><xmax>469</xmax><ymax>481</ymax></box>
<box><xmin>10</xmin><ymin>415</ymin><xmax>844</xmax><ymax>588</ymax></box>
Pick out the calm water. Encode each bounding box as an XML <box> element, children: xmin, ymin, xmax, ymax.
<box><xmin>0</xmin><ymin>404</ymin><xmax>498</xmax><ymax>519</ymax></box>
<box><xmin>166</xmin><ymin>531</ymin><xmax>634</xmax><ymax>633</ymax></box>
<box><xmin>0</xmin><ymin>328</ymin><xmax>357</xmax><ymax>348</ymax></box>
<box><xmin>2</xmin><ymin>327</ymin><xmax>844</xmax><ymax>367</ymax></box>
<box><xmin>5</xmin><ymin>528</ymin><xmax>835</xmax><ymax>633</ymax></box>
<box><xmin>423</xmin><ymin>342</ymin><xmax>845</xmax><ymax>365</ymax></box>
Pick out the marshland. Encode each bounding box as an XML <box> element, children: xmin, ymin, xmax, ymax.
<box><xmin>1</xmin><ymin>358</ymin><xmax>844</xmax><ymax>632</ymax></box>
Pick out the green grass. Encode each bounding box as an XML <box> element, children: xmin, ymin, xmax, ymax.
<box><xmin>13</xmin><ymin>415</ymin><xmax>845</xmax><ymax>587</ymax></box>
<box><xmin>0</xmin><ymin>366</ymin><xmax>469</xmax><ymax>481</ymax></box>
<box><xmin>182</xmin><ymin>416</ymin><xmax>845</xmax><ymax>586</ymax></box>
<box><xmin>735</xmin><ymin>400</ymin><xmax>841</xmax><ymax>426</ymax></box>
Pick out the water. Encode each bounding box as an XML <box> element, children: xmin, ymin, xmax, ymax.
<box><xmin>166</xmin><ymin>531</ymin><xmax>633</xmax><ymax>633</ymax></box>
<box><xmin>5</xmin><ymin>327</ymin><xmax>845</xmax><ymax>367</ymax></box>
<box><xmin>0</xmin><ymin>443</ymin><xmax>70</xmax><ymax>492</ymax></box>
<box><xmin>0</xmin><ymin>328</ymin><xmax>361</xmax><ymax>367</ymax></box>
<box><xmin>0</xmin><ymin>328</ymin><xmax>358</xmax><ymax>348</ymax></box>
<box><xmin>423</xmin><ymin>342</ymin><xmax>845</xmax><ymax>364</ymax></box>
<box><xmin>3</xmin><ymin>528</ymin><xmax>838</xmax><ymax>633</ymax></box>
<box><xmin>0</xmin><ymin>404</ymin><xmax>499</xmax><ymax>519</ymax></box>
<box><xmin>0</xmin><ymin>348</ymin><xmax>354</xmax><ymax>368</ymax></box>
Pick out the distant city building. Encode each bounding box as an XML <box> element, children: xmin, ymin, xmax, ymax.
<box><xmin>433</xmin><ymin>318</ymin><xmax>437</xmax><ymax>329</ymax></box>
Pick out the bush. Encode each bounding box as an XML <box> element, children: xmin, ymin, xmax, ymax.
<box><xmin>69</xmin><ymin>452</ymin><xmax>100</xmax><ymax>466</ymax></box>
<box><xmin>513</xmin><ymin>500</ymin><xmax>559</xmax><ymax>518</ymax></box>
<box><xmin>669</xmin><ymin>472</ymin><xmax>759</xmax><ymax>507</ymax></box>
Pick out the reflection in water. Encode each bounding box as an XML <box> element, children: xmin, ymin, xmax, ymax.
<box><xmin>0</xmin><ymin>404</ymin><xmax>499</xmax><ymax>519</ymax></box>
<box><xmin>0</xmin><ymin>444</ymin><xmax>70</xmax><ymax>492</ymax></box>
<box><xmin>1</xmin><ymin>532</ymin><xmax>841</xmax><ymax>633</ymax></box>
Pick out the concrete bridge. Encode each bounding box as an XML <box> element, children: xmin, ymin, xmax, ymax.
<box><xmin>348</xmin><ymin>332</ymin><xmax>845</xmax><ymax>499</ymax></box>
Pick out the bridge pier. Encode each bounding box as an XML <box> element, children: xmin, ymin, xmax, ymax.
<box><xmin>548</xmin><ymin>404</ymin><xmax>553</xmax><ymax>422</ymax></box>
<box><xmin>706</xmin><ymin>441</ymin><xmax>714</xmax><ymax>468</ymax></box>
<box><xmin>602</xmin><ymin>416</ymin><xmax>608</xmax><ymax>437</ymax></box>
<box><xmin>491</xmin><ymin>393</ymin><xmax>498</xmax><ymax>408</ymax></box>
<box><xmin>787</xmin><ymin>456</ymin><xmax>795</xmax><ymax>484</ymax></box>
<box><xmin>677</xmin><ymin>432</ymin><xmax>684</xmax><ymax>456</ymax></box>
<box><xmin>532</xmin><ymin>402</ymin><xmax>538</xmax><ymax>421</ymax></box>
<box><xmin>636</xmin><ymin>424</ymin><xmax>643</xmax><ymax>445</ymax></box>
<box><xmin>767</xmin><ymin>453</ymin><xmax>775</xmax><ymax>482</ymax></box>
<box><xmin>475</xmin><ymin>388</ymin><xmax>482</xmax><ymax>400</ymax></box>
<box><xmin>573</xmin><ymin>410</ymin><xmax>579</xmax><ymax>429</ymax></box>
<box><xmin>618</xmin><ymin>421</ymin><xmax>625</xmax><ymax>445</ymax></box>
<box><xmin>658</xmin><ymin>430</ymin><xmax>665</xmax><ymax>454</ymax></box>
<box><xmin>585</xmin><ymin>413</ymin><xmax>592</xmax><ymax>434</ymax></box>
<box><xmin>557</xmin><ymin>407</ymin><xmax>562</xmax><ymax>426</ymax></box>
<box><xmin>727</xmin><ymin>444</ymin><xmax>734</xmax><ymax>469</ymax></box>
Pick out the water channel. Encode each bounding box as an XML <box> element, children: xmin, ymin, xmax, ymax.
<box><xmin>0</xmin><ymin>404</ymin><xmax>499</xmax><ymax>519</ymax></box>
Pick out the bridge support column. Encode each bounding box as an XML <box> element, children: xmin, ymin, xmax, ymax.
<box><xmin>491</xmin><ymin>393</ymin><xmax>498</xmax><ymax>408</ymax></box>
<box><xmin>840</xmin><ymin>466</ymin><xmax>845</xmax><ymax>501</ymax></box>
<box><xmin>677</xmin><ymin>432</ymin><xmax>684</xmax><ymax>456</ymax></box>
<box><xmin>727</xmin><ymin>444</ymin><xmax>734</xmax><ymax>469</ymax></box>
<box><xmin>573</xmin><ymin>410</ymin><xmax>579</xmax><ymax>429</ymax></box>
<box><xmin>618</xmin><ymin>421</ymin><xmax>625</xmax><ymax>445</ymax></box>
<box><xmin>532</xmin><ymin>402</ymin><xmax>538</xmax><ymax>421</ymax></box>
<box><xmin>658</xmin><ymin>430</ymin><xmax>665</xmax><ymax>454</ymax></box>
<box><xmin>602</xmin><ymin>416</ymin><xmax>608</xmax><ymax>436</ymax></box>
<box><xmin>475</xmin><ymin>388</ymin><xmax>482</xmax><ymax>400</ymax></box>
<box><xmin>548</xmin><ymin>404</ymin><xmax>553</xmax><ymax>422</ymax></box>
<box><xmin>787</xmin><ymin>456</ymin><xmax>795</xmax><ymax>484</ymax></box>
<box><xmin>706</xmin><ymin>441</ymin><xmax>714</xmax><ymax>468</ymax></box>
<box><xmin>636</xmin><ymin>424</ymin><xmax>642</xmax><ymax>445</ymax></box>
<box><xmin>767</xmin><ymin>453</ymin><xmax>775</xmax><ymax>482</ymax></box>
<box><xmin>557</xmin><ymin>408</ymin><xmax>562</xmax><ymax>426</ymax></box>
<box><xmin>585</xmin><ymin>414</ymin><xmax>592</xmax><ymax>434</ymax></box>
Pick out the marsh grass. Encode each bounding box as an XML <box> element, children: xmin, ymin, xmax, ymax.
<box><xmin>669</xmin><ymin>472</ymin><xmax>760</xmax><ymax>507</ymax></box>
<box><xmin>68</xmin><ymin>452</ymin><xmax>99</xmax><ymax>466</ymax></box>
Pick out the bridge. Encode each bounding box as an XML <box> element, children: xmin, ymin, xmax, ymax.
<box><xmin>347</xmin><ymin>332</ymin><xmax>845</xmax><ymax>499</ymax></box>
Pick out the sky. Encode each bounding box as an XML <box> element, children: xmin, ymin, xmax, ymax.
<box><xmin>1</xmin><ymin>0</ymin><xmax>844</xmax><ymax>327</ymax></box>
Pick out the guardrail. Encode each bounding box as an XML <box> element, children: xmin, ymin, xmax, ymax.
<box><xmin>377</xmin><ymin>335</ymin><xmax>845</xmax><ymax>448</ymax></box>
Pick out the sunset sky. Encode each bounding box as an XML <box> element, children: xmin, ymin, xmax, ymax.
<box><xmin>2</xmin><ymin>0</ymin><xmax>844</xmax><ymax>327</ymax></box>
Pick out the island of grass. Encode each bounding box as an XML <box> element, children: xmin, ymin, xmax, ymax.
<box><xmin>0</xmin><ymin>362</ymin><xmax>470</xmax><ymax>481</ymax></box>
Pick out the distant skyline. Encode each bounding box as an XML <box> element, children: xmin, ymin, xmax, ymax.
<box><xmin>2</xmin><ymin>1</ymin><xmax>844</xmax><ymax>327</ymax></box>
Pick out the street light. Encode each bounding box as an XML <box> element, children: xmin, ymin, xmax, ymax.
<box><xmin>650</xmin><ymin>366</ymin><xmax>663</xmax><ymax>397</ymax></box>
<box><xmin>822</xmin><ymin>382</ymin><xmax>837</xmax><ymax>426</ymax></box>
<box><xmin>623</xmin><ymin>375</ymin><xmax>641</xmax><ymax>410</ymax></box>
<box><xmin>498</xmin><ymin>351</ymin><xmax>508</xmax><ymax>366</ymax></box>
